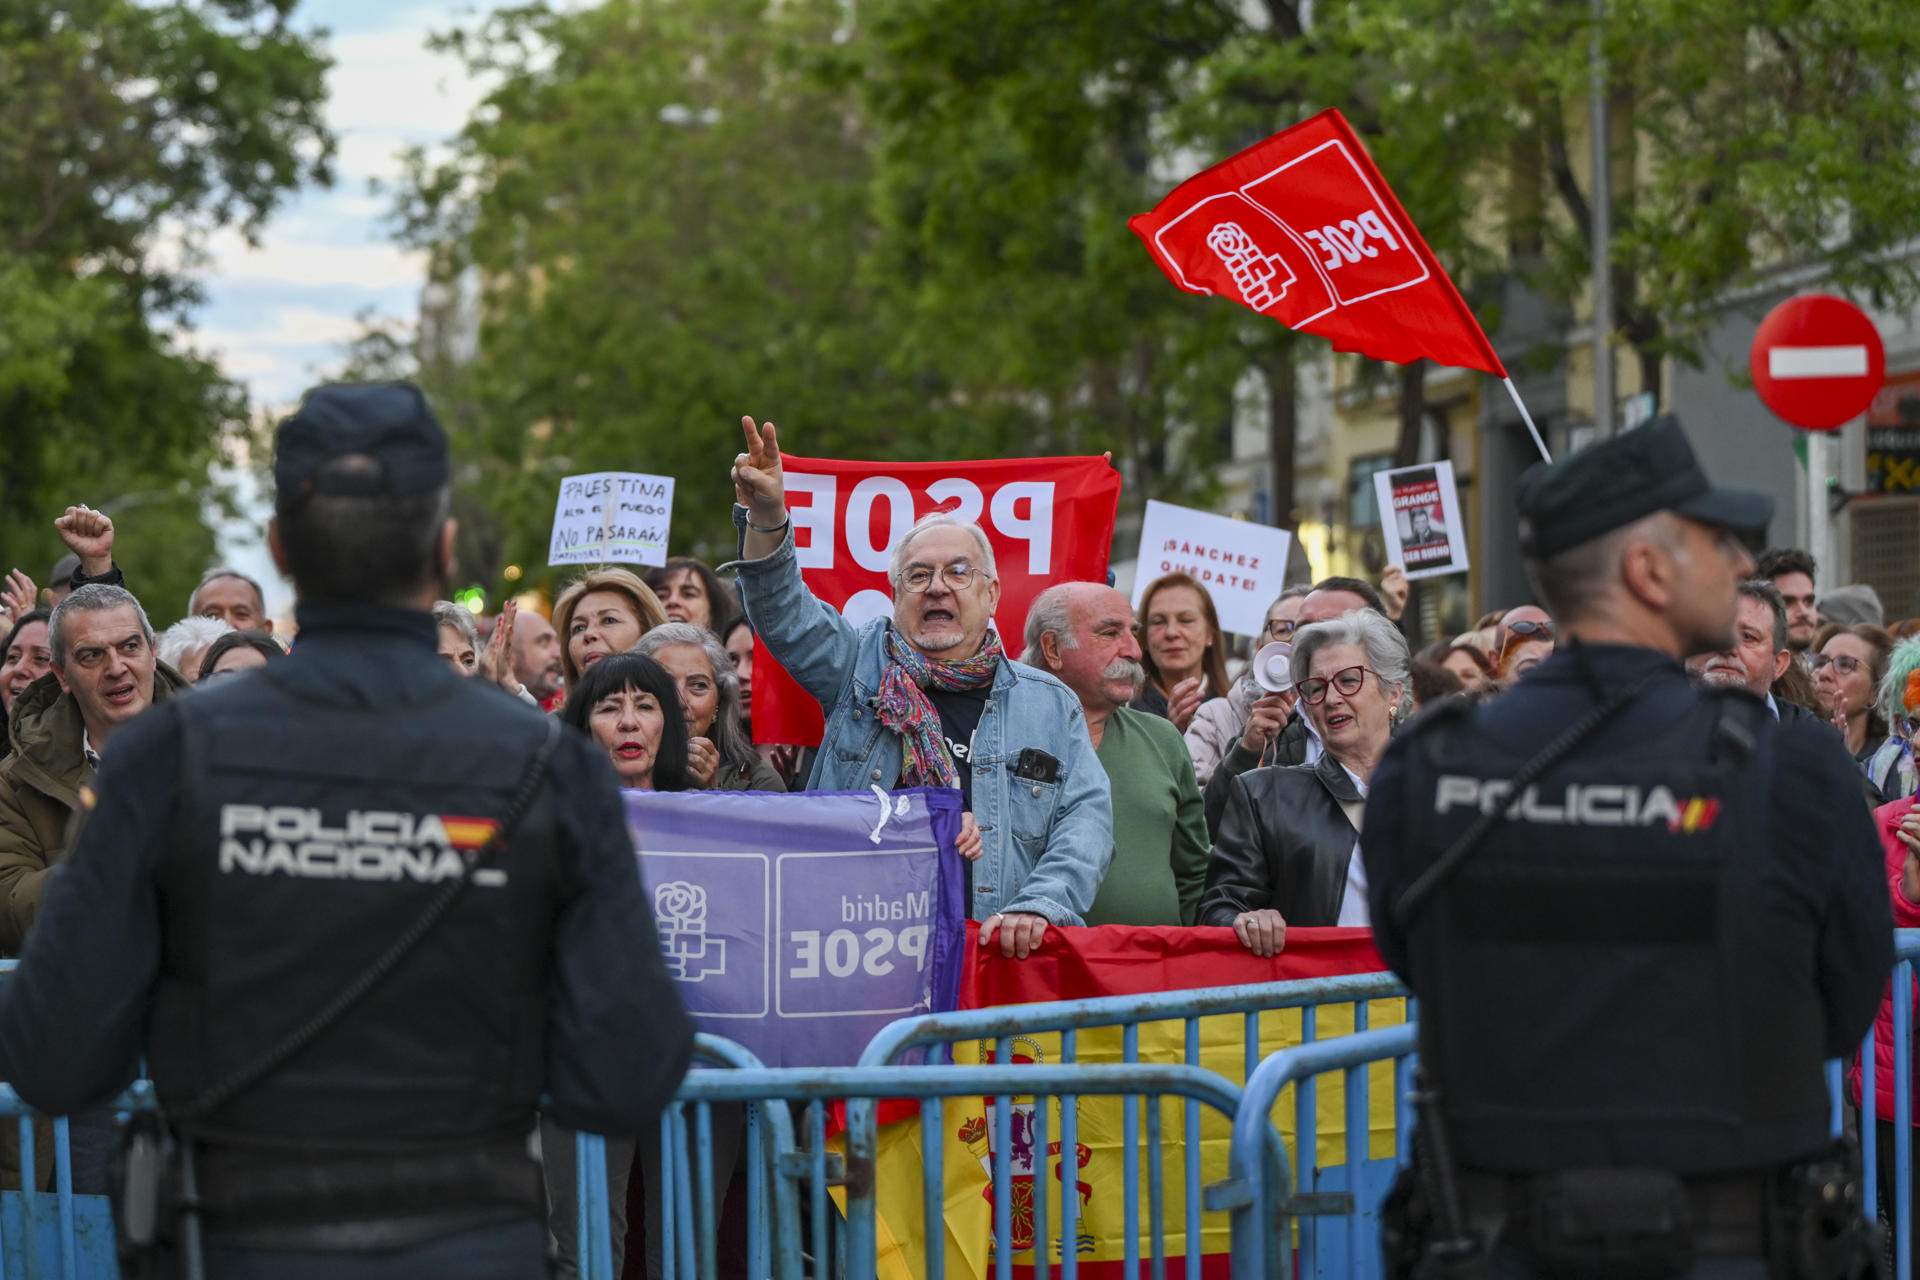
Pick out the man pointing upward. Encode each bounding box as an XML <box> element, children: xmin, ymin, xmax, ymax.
<box><xmin>728</xmin><ymin>416</ymin><xmax>1113</xmax><ymax>958</ymax></box>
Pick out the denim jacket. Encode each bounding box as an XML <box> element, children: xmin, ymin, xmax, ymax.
<box><xmin>726</xmin><ymin>507</ymin><xmax>1113</xmax><ymax>925</ymax></box>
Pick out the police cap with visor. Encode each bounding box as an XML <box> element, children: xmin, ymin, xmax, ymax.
<box><xmin>1516</xmin><ymin>414</ymin><xmax>1773</xmax><ymax>558</ymax></box>
<box><xmin>273</xmin><ymin>382</ymin><xmax>450</xmax><ymax>505</ymax></box>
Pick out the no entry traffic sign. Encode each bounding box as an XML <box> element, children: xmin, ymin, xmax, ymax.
<box><xmin>1749</xmin><ymin>293</ymin><xmax>1885</xmax><ymax>431</ymax></box>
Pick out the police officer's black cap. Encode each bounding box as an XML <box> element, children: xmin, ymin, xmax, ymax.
<box><xmin>273</xmin><ymin>382</ymin><xmax>450</xmax><ymax>507</ymax></box>
<box><xmin>1516</xmin><ymin>415</ymin><xmax>1773</xmax><ymax>558</ymax></box>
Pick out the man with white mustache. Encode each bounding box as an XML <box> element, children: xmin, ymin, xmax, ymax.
<box><xmin>1024</xmin><ymin>582</ymin><xmax>1208</xmax><ymax>926</ymax></box>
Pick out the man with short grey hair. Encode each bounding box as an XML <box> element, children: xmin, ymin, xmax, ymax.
<box><xmin>728</xmin><ymin>416</ymin><xmax>1113</xmax><ymax>957</ymax></box>
<box><xmin>0</xmin><ymin>585</ymin><xmax>181</xmax><ymax>944</ymax></box>
<box><xmin>189</xmin><ymin>566</ymin><xmax>272</xmax><ymax>634</ymax></box>
<box><xmin>1025</xmin><ymin>582</ymin><xmax>1207</xmax><ymax>926</ymax></box>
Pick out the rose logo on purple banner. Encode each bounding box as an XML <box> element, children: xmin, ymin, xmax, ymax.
<box><xmin>625</xmin><ymin>788</ymin><xmax>967</xmax><ymax>1068</ymax></box>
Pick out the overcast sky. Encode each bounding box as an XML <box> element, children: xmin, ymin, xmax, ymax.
<box><xmin>192</xmin><ymin>0</ymin><xmax>496</xmax><ymax>613</ymax></box>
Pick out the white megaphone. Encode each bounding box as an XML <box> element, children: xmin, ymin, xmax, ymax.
<box><xmin>1251</xmin><ymin>641</ymin><xmax>1294</xmax><ymax>694</ymax></box>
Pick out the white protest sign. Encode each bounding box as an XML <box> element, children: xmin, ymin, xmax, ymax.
<box><xmin>1132</xmin><ymin>499</ymin><xmax>1293</xmax><ymax>636</ymax></box>
<box><xmin>1373</xmin><ymin>460</ymin><xmax>1468</xmax><ymax>581</ymax></box>
<box><xmin>548</xmin><ymin>471</ymin><xmax>675</xmax><ymax>567</ymax></box>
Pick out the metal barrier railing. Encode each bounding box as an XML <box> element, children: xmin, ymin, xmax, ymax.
<box><xmin>860</xmin><ymin>970</ymin><xmax>1406</xmax><ymax>1073</ymax></box>
<box><xmin>25</xmin><ymin>930</ymin><xmax>1920</xmax><ymax>1280</ymax></box>
<box><xmin>0</xmin><ymin>969</ymin><xmax>1402</xmax><ymax>1280</ymax></box>
<box><xmin>855</xmin><ymin>969</ymin><xmax>1406</xmax><ymax>1280</ymax></box>
<box><xmin>1226</xmin><ymin>1023</ymin><xmax>1418</xmax><ymax>1280</ymax></box>
<box><xmin>1854</xmin><ymin>928</ymin><xmax>1920</xmax><ymax>1280</ymax></box>
<box><xmin>666</xmin><ymin>1061</ymin><xmax>1245</xmax><ymax>1280</ymax></box>
<box><xmin>650</xmin><ymin>1034</ymin><xmax>803</xmax><ymax>1280</ymax></box>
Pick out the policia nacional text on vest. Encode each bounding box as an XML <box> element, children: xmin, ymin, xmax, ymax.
<box><xmin>1363</xmin><ymin>419</ymin><xmax>1892</xmax><ymax>1280</ymax></box>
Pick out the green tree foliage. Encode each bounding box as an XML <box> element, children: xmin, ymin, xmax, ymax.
<box><xmin>0</xmin><ymin>0</ymin><xmax>331</xmax><ymax>620</ymax></box>
<box><xmin>403</xmin><ymin>0</ymin><xmax>1920</xmax><ymax>600</ymax></box>
<box><xmin>400</xmin><ymin>0</ymin><xmax>1516</xmax><ymax>603</ymax></box>
<box><xmin>1367</xmin><ymin>0</ymin><xmax>1920</xmax><ymax>397</ymax></box>
<box><xmin>395</xmin><ymin>0</ymin><xmax>926</xmax><ymax>584</ymax></box>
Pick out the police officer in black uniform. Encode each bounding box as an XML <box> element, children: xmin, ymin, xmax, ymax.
<box><xmin>0</xmin><ymin>383</ymin><xmax>694</xmax><ymax>1278</ymax></box>
<box><xmin>1365</xmin><ymin>417</ymin><xmax>1891</xmax><ymax>1279</ymax></box>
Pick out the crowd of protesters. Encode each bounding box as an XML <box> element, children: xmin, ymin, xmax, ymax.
<box><xmin>5</xmin><ymin>446</ymin><xmax>1919</xmax><ymax>966</ymax></box>
<box><xmin>7</xmin><ymin>413</ymin><xmax>1920</xmax><ymax>1266</ymax></box>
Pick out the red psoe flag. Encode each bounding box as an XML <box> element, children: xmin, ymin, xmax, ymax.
<box><xmin>752</xmin><ymin>454</ymin><xmax>1122</xmax><ymax>746</ymax></box>
<box><xmin>1130</xmin><ymin>108</ymin><xmax>1506</xmax><ymax>377</ymax></box>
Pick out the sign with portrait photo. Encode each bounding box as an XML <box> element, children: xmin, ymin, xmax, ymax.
<box><xmin>1373</xmin><ymin>460</ymin><xmax>1468</xmax><ymax>581</ymax></box>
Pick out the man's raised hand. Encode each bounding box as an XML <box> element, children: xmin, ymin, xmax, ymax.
<box><xmin>53</xmin><ymin>505</ymin><xmax>115</xmax><ymax>578</ymax></box>
<box><xmin>733</xmin><ymin>416</ymin><xmax>786</xmax><ymax>522</ymax></box>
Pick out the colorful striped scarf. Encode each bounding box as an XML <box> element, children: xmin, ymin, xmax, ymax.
<box><xmin>876</xmin><ymin>628</ymin><xmax>1004</xmax><ymax>787</ymax></box>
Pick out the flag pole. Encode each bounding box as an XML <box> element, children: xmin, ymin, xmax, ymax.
<box><xmin>1502</xmin><ymin>377</ymin><xmax>1553</xmax><ymax>463</ymax></box>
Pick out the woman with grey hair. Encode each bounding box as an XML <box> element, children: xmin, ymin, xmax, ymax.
<box><xmin>1198</xmin><ymin>609</ymin><xmax>1411</xmax><ymax>955</ymax></box>
<box><xmin>434</xmin><ymin>600</ymin><xmax>540</xmax><ymax>705</ymax></box>
<box><xmin>155</xmin><ymin>614</ymin><xmax>232</xmax><ymax>684</ymax></box>
<box><xmin>635</xmin><ymin>621</ymin><xmax>785</xmax><ymax>791</ymax></box>
<box><xmin>431</xmin><ymin>600</ymin><xmax>483</xmax><ymax>675</ymax></box>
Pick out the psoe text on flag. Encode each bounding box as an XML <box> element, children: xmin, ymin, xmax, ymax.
<box><xmin>1129</xmin><ymin>108</ymin><xmax>1504</xmax><ymax>378</ymax></box>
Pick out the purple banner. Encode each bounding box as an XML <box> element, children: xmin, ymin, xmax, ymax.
<box><xmin>624</xmin><ymin>787</ymin><xmax>966</xmax><ymax>1067</ymax></box>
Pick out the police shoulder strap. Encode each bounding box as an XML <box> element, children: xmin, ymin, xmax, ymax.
<box><xmin>1706</xmin><ymin>688</ymin><xmax>1765</xmax><ymax>768</ymax></box>
<box><xmin>1391</xmin><ymin>668</ymin><xmax>1666</xmax><ymax>931</ymax></box>
<box><xmin>174</xmin><ymin>716</ymin><xmax>564</xmax><ymax>1124</ymax></box>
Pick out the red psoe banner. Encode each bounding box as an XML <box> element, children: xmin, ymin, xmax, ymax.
<box><xmin>1129</xmin><ymin>108</ymin><xmax>1506</xmax><ymax>377</ymax></box>
<box><xmin>753</xmin><ymin>455</ymin><xmax>1123</xmax><ymax>746</ymax></box>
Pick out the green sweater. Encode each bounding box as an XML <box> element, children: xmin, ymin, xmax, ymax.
<box><xmin>1084</xmin><ymin>706</ymin><xmax>1211</xmax><ymax>926</ymax></box>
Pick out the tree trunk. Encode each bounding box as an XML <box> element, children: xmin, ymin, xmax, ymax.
<box><xmin>1393</xmin><ymin>362</ymin><xmax>1431</xmax><ymax>644</ymax></box>
<box><xmin>1393</xmin><ymin>361</ymin><xmax>1429</xmax><ymax>468</ymax></box>
<box><xmin>1265</xmin><ymin>351</ymin><xmax>1297</xmax><ymax>528</ymax></box>
<box><xmin>1636</xmin><ymin>344</ymin><xmax>1661</xmax><ymax>412</ymax></box>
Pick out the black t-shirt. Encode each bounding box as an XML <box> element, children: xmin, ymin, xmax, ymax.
<box><xmin>928</xmin><ymin>686</ymin><xmax>988</xmax><ymax>902</ymax></box>
<box><xmin>928</xmin><ymin>687</ymin><xmax>989</xmax><ymax>811</ymax></box>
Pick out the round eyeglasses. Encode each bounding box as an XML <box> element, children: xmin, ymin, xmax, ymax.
<box><xmin>901</xmin><ymin>562</ymin><xmax>980</xmax><ymax>593</ymax></box>
<box><xmin>1297</xmin><ymin>665</ymin><xmax>1379</xmax><ymax>704</ymax></box>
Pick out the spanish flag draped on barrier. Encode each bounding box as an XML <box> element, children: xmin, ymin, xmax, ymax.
<box><xmin>839</xmin><ymin>924</ymin><xmax>1402</xmax><ymax>1280</ymax></box>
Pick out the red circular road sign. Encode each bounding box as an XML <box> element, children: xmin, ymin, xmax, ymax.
<box><xmin>1749</xmin><ymin>293</ymin><xmax>1885</xmax><ymax>431</ymax></box>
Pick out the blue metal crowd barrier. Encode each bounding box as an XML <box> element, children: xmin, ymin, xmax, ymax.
<box><xmin>650</xmin><ymin>1035</ymin><xmax>803</xmax><ymax>1280</ymax></box>
<box><xmin>1224</xmin><ymin>1024</ymin><xmax>1419</xmax><ymax>1280</ymax></box>
<box><xmin>855</xmin><ymin>970</ymin><xmax>1408</xmax><ymax>1280</ymax></box>
<box><xmin>664</xmin><ymin>1058</ymin><xmax>1246</xmax><ymax>1280</ymax></box>
<box><xmin>0</xmin><ymin>968</ymin><xmax>1411</xmax><ymax>1280</ymax></box>
<box><xmin>17</xmin><ymin>929</ymin><xmax>1920</xmax><ymax>1280</ymax></box>
<box><xmin>1853</xmin><ymin>928</ymin><xmax>1920</xmax><ymax>1280</ymax></box>
<box><xmin>0</xmin><ymin>1082</ymin><xmax>137</xmax><ymax>1280</ymax></box>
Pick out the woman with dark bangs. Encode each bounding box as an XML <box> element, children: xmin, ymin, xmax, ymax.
<box><xmin>545</xmin><ymin>651</ymin><xmax>689</xmax><ymax>1279</ymax></box>
<box><xmin>560</xmin><ymin>651</ymin><xmax>690</xmax><ymax>793</ymax></box>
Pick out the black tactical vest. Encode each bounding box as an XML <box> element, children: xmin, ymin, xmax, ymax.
<box><xmin>1398</xmin><ymin>687</ymin><xmax>1833</xmax><ymax>1175</ymax></box>
<box><xmin>147</xmin><ymin>661</ymin><xmax>559</xmax><ymax>1154</ymax></box>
